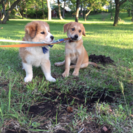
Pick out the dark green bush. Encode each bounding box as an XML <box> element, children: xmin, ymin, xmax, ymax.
<box><xmin>11</xmin><ymin>9</ymin><xmax>16</xmax><ymax>15</ymax></box>
<box><xmin>27</xmin><ymin>9</ymin><xmax>48</xmax><ymax>19</ymax></box>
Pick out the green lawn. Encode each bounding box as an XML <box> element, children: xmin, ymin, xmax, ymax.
<box><xmin>0</xmin><ymin>14</ymin><xmax>133</xmax><ymax>133</ymax></box>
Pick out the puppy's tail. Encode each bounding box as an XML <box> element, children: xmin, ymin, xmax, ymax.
<box><xmin>89</xmin><ymin>62</ymin><xmax>99</xmax><ymax>68</ymax></box>
<box><xmin>89</xmin><ymin>62</ymin><xmax>97</xmax><ymax>67</ymax></box>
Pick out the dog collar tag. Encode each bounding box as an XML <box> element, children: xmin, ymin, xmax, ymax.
<box><xmin>42</xmin><ymin>45</ymin><xmax>53</xmax><ymax>54</ymax></box>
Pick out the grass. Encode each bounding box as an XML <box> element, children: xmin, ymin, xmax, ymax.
<box><xmin>0</xmin><ymin>13</ymin><xmax>133</xmax><ymax>133</ymax></box>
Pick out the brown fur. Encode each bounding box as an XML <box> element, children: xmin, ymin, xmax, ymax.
<box><xmin>55</xmin><ymin>22</ymin><xmax>97</xmax><ymax>77</ymax></box>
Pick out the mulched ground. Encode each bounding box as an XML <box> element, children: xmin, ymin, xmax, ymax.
<box><xmin>89</xmin><ymin>54</ymin><xmax>114</xmax><ymax>65</ymax></box>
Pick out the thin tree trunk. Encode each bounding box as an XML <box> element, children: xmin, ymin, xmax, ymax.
<box><xmin>57</xmin><ymin>0</ymin><xmax>63</xmax><ymax>20</ymax></box>
<box><xmin>47</xmin><ymin>0</ymin><xmax>51</xmax><ymax>20</ymax></box>
<box><xmin>0</xmin><ymin>11</ymin><xmax>2</xmax><ymax>23</ymax></box>
<box><xmin>127</xmin><ymin>9</ymin><xmax>130</xmax><ymax>17</ymax></box>
<box><xmin>35</xmin><ymin>4</ymin><xmax>37</xmax><ymax>19</ymax></box>
<box><xmin>113</xmin><ymin>0</ymin><xmax>119</xmax><ymax>26</ymax></box>
<box><xmin>113</xmin><ymin>0</ymin><xmax>127</xmax><ymax>26</ymax></box>
<box><xmin>63</xmin><ymin>0</ymin><xmax>66</xmax><ymax>18</ymax></box>
<box><xmin>110</xmin><ymin>0</ymin><xmax>113</xmax><ymax>19</ymax></box>
<box><xmin>25</xmin><ymin>4</ymin><xmax>27</xmax><ymax>18</ymax></box>
<box><xmin>75</xmin><ymin>0</ymin><xmax>80</xmax><ymax>22</ymax></box>
<box><xmin>80</xmin><ymin>3</ymin><xmax>83</xmax><ymax>17</ymax></box>
<box><xmin>9</xmin><ymin>1</ymin><xmax>11</xmax><ymax>8</ymax></box>
<box><xmin>85</xmin><ymin>10</ymin><xmax>91</xmax><ymax>21</ymax></box>
<box><xmin>83</xmin><ymin>1</ymin><xmax>85</xmax><ymax>19</ymax></box>
<box><xmin>131</xmin><ymin>6</ymin><xmax>133</xmax><ymax>21</ymax></box>
<box><xmin>20</xmin><ymin>10</ymin><xmax>24</xmax><ymax>19</ymax></box>
<box><xmin>42</xmin><ymin>0</ymin><xmax>44</xmax><ymax>19</ymax></box>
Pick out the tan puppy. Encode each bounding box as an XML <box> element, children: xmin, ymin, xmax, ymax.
<box><xmin>19</xmin><ymin>21</ymin><xmax>56</xmax><ymax>82</ymax></box>
<box><xmin>55</xmin><ymin>22</ymin><xmax>97</xmax><ymax>77</ymax></box>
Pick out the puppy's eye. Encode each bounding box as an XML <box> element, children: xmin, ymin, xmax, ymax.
<box><xmin>72</xmin><ymin>28</ymin><xmax>75</xmax><ymax>31</ymax></box>
<box><xmin>79</xmin><ymin>30</ymin><xmax>81</xmax><ymax>33</ymax></box>
<box><xmin>41</xmin><ymin>31</ymin><xmax>45</xmax><ymax>34</ymax></box>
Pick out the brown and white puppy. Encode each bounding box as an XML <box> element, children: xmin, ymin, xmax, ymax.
<box><xmin>19</xmin><ymin>21</ymin><xmax>56</xmax><ymax>82</ymax></box>
<box><xmin>55</xmin><ymin>22</ymin><xmax>97</xmax><ymax>77</ymax></box>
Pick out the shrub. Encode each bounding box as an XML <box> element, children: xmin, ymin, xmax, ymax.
<box><xmin>27</xmin><ymin>9</ymin><xmax>48</xmax><ymax>19</ymax></box>
<box><xmin>11</xmin><ymin>9</ymin><xmax>16</xmax><ymax>15</ymax></box>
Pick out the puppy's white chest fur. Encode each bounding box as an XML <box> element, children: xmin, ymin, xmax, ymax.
<box><xmin>25</xmin><ymin>47</ymin><xmax>49</xmax><ymax>67</ymax></box>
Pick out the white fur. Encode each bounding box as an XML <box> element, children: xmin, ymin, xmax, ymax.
<box><xmin>22</xmin><ymin>23</ymin><xmax>56</xmax><ymax>82</ymax></box>
<box><xmin>25</xmin><ymin>47</ymin><xmax>49</xmax><ymax>67</ymax></box>
<box><xmin>23</xmin><ymin>47</ymin><xmax>56</xmax><ymax>82</ymax></box>
<box><xmin>45</xmin><ymin>26</ymin><xmax>53</xmax><ymax>42</ymax></box>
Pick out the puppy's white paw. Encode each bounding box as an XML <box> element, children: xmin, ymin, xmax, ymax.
<box><xmin>46</xmin><ymin>76</ymin><xmax>56</xmax><ymax>82</ymax></box>
<box><xmin>24</xmin><ymin>76</ymin><xmax>32</xmax><ymax>82</ymax></box>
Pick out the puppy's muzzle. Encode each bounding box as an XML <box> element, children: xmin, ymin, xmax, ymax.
<box><xmin>50</xmin><ymin>36</ymin><xmax>54</xmax><ymax>41</ymax></box>
<box><xmin>71</xmin><ymin>34</ymin><xmax>78</xmax><ymax>40</ymax></box>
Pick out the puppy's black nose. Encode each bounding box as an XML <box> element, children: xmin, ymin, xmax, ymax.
<box><xmin>50</xmin><ymin>36</ymin><xmax>54</xmax><ymax>40</ymax></box>
<box><xmin>74</xmin><ymin>35</ymin><xmax>78</xmax><ymax>39</ymax></box>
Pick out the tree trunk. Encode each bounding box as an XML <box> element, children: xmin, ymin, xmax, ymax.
<box><xmin>75</xmin><ymin>0</ymin><xmax>80</xmax><ymax>22</ymax></box>
<box><xmin>34</xmin><ymin>3</ymin><xmax>37</xmax><ymax>19</ymax></box>
<box><xmin>113</xmin><ymin>0</ymin><xmax>127</xmax><ymax>26</ymax></box>
<box><xmin>113</xmin><ymin>0</ymin><xmax>120</xmax><ymax>26</ymax></box>
<box><xmin>85</xmin><ymin>10</ymin><xmax>91</xmax><ymax>21</ymax></box>
<box><xmin>83</xmin><ymin>2</ymin><xmax>85</xmax><ymax>19</ymax></box>
<box><xmin>0</xmin><ymin>11</ymin><xmax>2</xmax><ymax>23</ymax></box>
<box><xmin>110</xmin><ymin>0</ymin><xmax>113</xmax><ymax>19</ymax></box>
<box><xmin>2</xmin><ymin>13</ymin><xmax>9</xmax><ymax>23</ymax></box>
<box><xmin>42</xmin><ymin>0</ymin><xmax>44</xmax><ymax>19</ymax></box>
<box><xmin>57</xmin><ymin>0</ymin><xmax>63</xmax><ymax>20</ymax></box>
<box><xmin>20</xmin><ymin>10</ymin><xmax>24</xmax><ymax>19</ymax></box>
<box><xmin>47</xmin><ymin>0</ymin><xmax>51</xmax><ymax>20</ymax></box>
<box><xmin>63</xmin><ymin>0</ymin><xmax>66</xmax><ymax>18</ymax></box>
<box><xmin>0</xmin><ymin>0</ymin><xmax>21</xmax><ymax>24</ymax></box>
<box><xmin>80</xmin><ymin>3</ymin><xmax>83</xmax><ymax>17</ymax></box>
<box><xmin>25</xmin><ymin>3</ymin><xmax>27</xmax><ymax>18</ymax></box>
<box><xmin>131</xmin><ymin>6</ymin><xmax>133</xmax><ymax>21</ymax></box>
<box><xmin>127</xmin><ymin>9</ymin><xmax>130</xmax><ymax>17</ymax></box>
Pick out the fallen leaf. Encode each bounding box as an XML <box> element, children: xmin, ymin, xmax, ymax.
<box><xmin>130</xmin><ymin>114</ymin><xmax>133</xmax><ymax>117</ymax></box>
<box><xmin>67</xmin><ymin>106</ymin><xmax>73</xmax><ymax>113</ymax></box>
<box><xmin>102</xmin><ymin>126</ymin><xmax>108</xmax><ymax>132</ymax></box>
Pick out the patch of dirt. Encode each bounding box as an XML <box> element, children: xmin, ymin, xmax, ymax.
<box><xmin>23</xmin><ymin>102</ymin><xmax>57</xmax><ymax>118</ymax></box>
<box><xmin>42</xmin><ymin>87</ymin><xmax>115</xmax><ymax>105</ymax></box>
<box><xmin>0</xmin><ymin>81</ymin><xmax>9</xmax><ymax>88</ymax></box>
<box><xmin>23</xmin><ymin>87</ymin><xmax>116</xmax><ymax>118</ymax></box>
<box><xmin>83</xmin><ymin>121</ymin><xmax>100</xmax><ymax>133</ymax></box>
<box><xmin>21</xmin><ymin>86</ymin><xmax>115</xmax><ymax>133</ymax></box>
<box><xmin>89</xmin><ymin>54</ymin><xmax>114</xmax><ymax>65</ymax></box>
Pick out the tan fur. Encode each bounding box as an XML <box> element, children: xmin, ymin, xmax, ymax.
<box><xmin>19</xmin><ymin>21</ymin><xmax>56</xmax><ymax>82</ymax></box>
<box><xmin>55</xmin><ymin>22</ymin><xmax>97</xmax><ymax>77</ymax></box>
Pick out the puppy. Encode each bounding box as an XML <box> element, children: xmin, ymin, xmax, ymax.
<box><xmin>19</xmin><ymin>21</ymin><xmax>56</xmax><ymax>82</ymax></box>
<box><xmin>55</xmin><ymin>22</ymin><xmax>97</xmax><ymax>77</ymax></box>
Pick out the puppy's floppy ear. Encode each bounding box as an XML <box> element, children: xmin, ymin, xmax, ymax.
<box><xmin>81</xmin><ymin>24</ymin><xmax>86</xmax><ymax>36</ymax></box>
<box><xmin>64</xmin><ymin>22</ymin><xmax>72</xmax><ymax>33</ymax></box>
<box><xmin>25</xmin><ymin>21</ymin><xmax>38</xmax><ymax>38</ymax></box>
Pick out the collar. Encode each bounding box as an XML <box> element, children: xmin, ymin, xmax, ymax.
<box><xmin>42</xmin><ymin>45</ymin><xmax>53</xmax><ymax>54</ymax></box>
